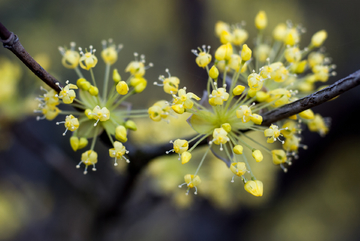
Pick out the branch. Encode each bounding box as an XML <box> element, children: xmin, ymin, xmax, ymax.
<box><xmin>0</xmin><ymin>21</ymin><xmax>61</xmax><ymax>92</ymax></box>
<box><xmin>261</xmin><ymin>69</ymin><xmax>360</xmax><ymax>126</ymax></box>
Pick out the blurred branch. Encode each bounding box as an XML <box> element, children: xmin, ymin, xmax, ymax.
<box><xmin>261</xmin><ymin>69</ymin><xmax>360</xmax><ymax>126</ymax></box>
<box><xmin>0</xmin><ymin>21</ymin><xmax>61</xmax><ymax>92</ymax></box>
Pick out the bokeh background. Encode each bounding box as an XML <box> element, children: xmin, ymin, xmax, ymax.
<box><xmin>1</xmin><ymin>0</ymin><xmax>360</xmax><ymax>241</ymax></box>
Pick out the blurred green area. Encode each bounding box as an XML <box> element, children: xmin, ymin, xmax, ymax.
<box><xmin>0</xmin><ymin>0</ymin><xmax>360</xmax><ymax>241</ymax></box>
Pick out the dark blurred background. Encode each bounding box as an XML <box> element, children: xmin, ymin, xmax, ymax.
<box><xmin>1</xmin><ymin>0</ymin><xmax>360</xmax><ymax>240</ymax></box>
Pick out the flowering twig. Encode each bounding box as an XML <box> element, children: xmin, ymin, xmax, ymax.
<box><xmin>261</xmin><ymin>69</ymin><xmax>360</xmax><ymax>126</ymax></box>
<box><xmin>0</xmin><ymin>21</ymin><xmax>61</xmax><ymax>92</ymax></box>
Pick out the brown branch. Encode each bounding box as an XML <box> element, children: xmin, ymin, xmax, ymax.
<box><xmin>261</xmin><ymin>69</ymin><xmax>360</xmax><ymax>126</ymax></box>
<box><xmin>0</xmin><ymin>21</ymin><xmax>61</xmax><ymax>92</ymax></box>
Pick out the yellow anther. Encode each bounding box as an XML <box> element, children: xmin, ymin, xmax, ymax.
<box><xmin>244</xmin><ymin>180</ymin><xmax>263</xmax><ymax>197</ymax></box>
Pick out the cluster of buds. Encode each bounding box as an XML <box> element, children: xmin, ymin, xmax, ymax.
<box><xmin>36</xmin><ymin>40</ymin><xmax>153</xmax><ymax>174</ymax></box>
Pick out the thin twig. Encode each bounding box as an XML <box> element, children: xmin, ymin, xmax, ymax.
<box><xmin>0</xmin><ymin>21</ymin><xmax>61</xmax><ymax>92</ymax></box>
<box><xmin>261</xmin><ymin>70</ymin><xmax>360</xmax><ymax>126</ymax></box>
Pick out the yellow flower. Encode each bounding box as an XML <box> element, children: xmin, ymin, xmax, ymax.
<box><xmin>193</xmin><ymin>45</ymin><xmax>212</xmax><ymax>68</ymax></box>
<box><xmin>77</xmin><ymin>150</ymin><xmax>98</xmax><ymax>174</ymax></box>
<box><xmin>57</xmin><ymin>81</ymin><xmax>78</xmax><ymax>104</ymax></box>
<box><xmin>109</xmin><ymin>141</ymin><xmax>129</xmax><ymax>166</ymax></box>
<box><xmin>148</xmin><ymin>100</ymin><xmax>171</xmax><ymax>122</ymax></box>
<box><xmin>171</xmin><ymin>87</ymin><xmax>200</xmax><ymax>114</ymax></box>
<box><xmin>56</xmin><ymin>115</ymin><xmax>79</xmax><ymax>136</ymax></box>
<box><xmin>79</xmin><ymin>46</ymin><xmax>98</xmax><ymax>70</ymax></box>
<box><xmin>179</xmin><ymin>174</ymin><xmax>201</xmax><ymax>195</ymax></box>
<box><xmin>247</xmin><ymin>73</ymin><xmax>263</xmax><ymax>91</ymax></box>
<box><xmin>209</xmin><ymin>88</ymin><xmax>229</xmax><ymax>106</ymax></box>
<box><xmin>230</xmin><ymin>162</ymin><xmax>247</xmax><ymax>176</ymax></box>
<box><xmin>101</xmin><ymin>39</ymin><xmax>123</xmax><ymax>65</ymax></box>
<box><xmin>244</xmin><ymin>180</ymin><xmax>263</xmax><ymax>197</ymax></box>
<box><xmin>59</xmin><ymin>42</ymin><xmax>80</xmax><ymax>69</ymax></box>
<box><xmin>271</xmin><ymin>149</ymin><xmax>287</xmax><ymax>165</ymax></box>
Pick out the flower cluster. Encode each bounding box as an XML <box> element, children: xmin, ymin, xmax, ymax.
<box><xmin>149</xmin><ymin>11</ymin><xmax>332</xmax><ymax>197</ymax></box>
<box><xmin>35</xmin><ymin>40</ymin><xmax>152</xmax><ymax>174</ymax></box>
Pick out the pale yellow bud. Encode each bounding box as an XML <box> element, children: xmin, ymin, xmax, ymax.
<box><xmin>311</xmin><ymin>30</ymin><xmax>327</xmax><ymax>47</ymax></box>
<box><xmin>209</xmin><ymin>66</ymin><xmax>219</xmax><ymax>79</ymax></box>
<box><xmin>252</xmin><ymin>149</ymin><xmax>263</xmax><ymax>162</ymax></box>
<box><xmin>241</xmin><ymin>44</ymin><xmax>252</xmax><ymax>61</ymax></box>
<box><xmin>233</xmin><ymin>145</ymin><xmax>243</xmax><ymax>155</ymax></box>
<box><xmin>89</xmin><ymin>86</ymin><xmax>99</xmax><ymax>96</ymax></box>
<box><xmin>255</xmin><ymin>11</ymin><xmax>267</xmax><ymax>30</ymax></box>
